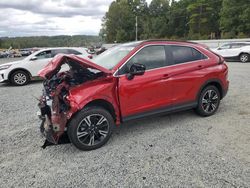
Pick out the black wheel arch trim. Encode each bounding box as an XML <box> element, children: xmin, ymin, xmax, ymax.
<box><xmin>239</xmin><ymin>52</ymin><xmax>250</xmax><ymax>56</ymax></box>
<box><xmin>8</xmin><ymin>68</ymin><xmax>32</xmax><ymax>80</ymax></box>
<box><xmin>84</xmin><ymin>99</ymin><xmax>117</xmax><ymax>122</ymax></box>
<box><xmin>197</xmin><ymin>79</ymin><xmax>226</xmax><ymax>100</ymax></box>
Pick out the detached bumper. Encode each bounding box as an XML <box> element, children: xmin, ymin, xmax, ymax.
<box><xmin>39</xmin><ymin>116</ymin><xmax>58</xmax><ymax>144</ymax></box>
<box><xmin>38</xmin><ymin>103</ymin><xmax>68</xmax><ymax>144</ymax></box>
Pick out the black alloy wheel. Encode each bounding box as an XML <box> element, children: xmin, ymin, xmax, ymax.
<box><xmin>67</xmin><ymin>106</ymin><xmax>114</xmax><ymax>150</ymax></box>
<box><xmin>195</xmin><ymin>85</ymin><xmax>220</xmax><ymax>116</ymax></box>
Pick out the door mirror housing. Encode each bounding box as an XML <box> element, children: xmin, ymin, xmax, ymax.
<box><xmin>30</xmin><ymin>56</ymin><xmax>37</xmax><ymax>61</ymax></box>
<box><xmin>126</xmin><ymin>63</ymin><xmax>146</xmax><ymax>80</ymax></box>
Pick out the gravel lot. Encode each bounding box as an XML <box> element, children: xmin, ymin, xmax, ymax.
<box><xmin>0</xmin><ymin>58</ymin><xmax>249</xmax><ymax>187</ymax></box>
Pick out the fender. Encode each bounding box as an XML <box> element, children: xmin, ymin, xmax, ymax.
<box><xmin>66</xmin><ymin>77</ymin><xmax>121</xmax><ymax>124</ymax></box>
<box><xmin>8</xmin><ymin>68</ymin><xmax>32</xmax><ymax>80</ymax></box>
<box><xmin>197</xmin><ymin>79</ymin><xmax>224</xmax><ymax>100</ymax></box>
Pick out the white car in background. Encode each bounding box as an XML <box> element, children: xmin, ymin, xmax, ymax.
<box><xmin>212</xmin><ymin>42</ymin><xmax>250</xmax><ymax>63</ymax></box>
<box><xmin>0</xmin><ymin>47</ymin><xmax>89</xmax><ymax>85</ymax></box>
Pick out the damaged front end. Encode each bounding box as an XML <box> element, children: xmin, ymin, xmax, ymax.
<box><xmin>37</xmin><ymin>54</ymin><xmax>111</xmax><ymax>147</ymax></box>
<box><xmin>38</xmin><ymin>82</ymin><xmax>69</xmax><ymax>145</ymax></box>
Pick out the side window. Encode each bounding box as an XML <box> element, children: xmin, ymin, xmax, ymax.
<box><xmin>120</xmin><ymin>45</ymin><xmax>166</xmax><ymax>74</ymax></box>
<box><xmin>52</xmin><ymin>49</ymin><xmax>68</xmax><ymax>57</ymax></box>
<box><xmin>35</xmin><ymin>50</ymin><xmax>52</xmax><ymax>59</ymax></box>
<box><xmin>231</xmin><ymin>43</ymin><xmax>243</xmax><ymax>49</ymax></box>
<box><xmin>219</xmin><ymin>44</ymin><xmax>231</xmax><ymax>50</ymax></box>
<box><xmin>169</xmin><ymin>46</ymin><xmax>206</xmax><ymax>65</ymax></box>
<box><xmin>68</xmin><ymin>49</ymin><xmax>82</xmax><ymax>55</ymax></box>
<box><xmin>242</xmin><ymin>43</ymin><xmax>250</xmax><ymax>47</ymax></box>
<box><xmin>191</xmin><ymin>48</ymin><xmax>207</xmax><ymax>61</ymax></box>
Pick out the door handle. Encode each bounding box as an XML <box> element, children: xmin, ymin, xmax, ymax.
<box><xmin>197</xmin><ymin>65</ymin><xmax>203</xmax><ymax>69</ymax></box>
<box><xmin>162</xmin><ymin>74</ymin><xmax>169</xmax><ymax>79</ymax></box>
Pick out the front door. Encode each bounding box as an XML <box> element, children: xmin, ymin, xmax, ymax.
<box><xmin>28</xmin><ymin>50</ymin><xmax>52</xmax><ymax>76</ymax></box>
<box><xmin>118</xmin><ymin>45</ymin><xmax>172</xmax><ymax>118</ymax></box>
<box><xmin>216</xmin><ymin>44</ymin><xmax>231</xmax><ymax>57</ymax></box>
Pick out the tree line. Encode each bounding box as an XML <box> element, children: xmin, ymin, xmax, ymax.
<box><xmin>0</xmin><ymin>35</ymin><xmax>101</xmax><ymax>49</ymax></box>
<box><xmin>100</xmin><ymin>0</ymin><xmax>250</xmax><ymax>43</ymax></box>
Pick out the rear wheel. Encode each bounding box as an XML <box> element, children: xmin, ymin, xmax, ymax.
<box><xmin>10</xmin><ymin>70</ymin><xmax>30</xmax><ymax>86</ymax></box>
<box><xmin>239</xmin><ymin>53</ymin><xmax>249</xmax><ymax>63</ymax></box>
<box><xmin>67</xmin><ymin>106</ymin><xmax>114</xmax><ymax>151</ymax></box>
<box><xmin>195</xmin><ymin>85</ymin><xmax>220</xmax><ymax>117</ymax></box>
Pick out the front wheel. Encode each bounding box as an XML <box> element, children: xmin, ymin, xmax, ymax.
<box><xmin>67</xmin><ymin>106</ymin><xmax>115</xmax><ymax>151</ymax></box>
<box><xmin>195</xmin><ymin>85</ymin><xmax>220</xmax><ymax>117</ymax></box>
<box><xmin>239</xmin><ymin>53</ymin><xmax>249</xmax><ymax>63</ymax></box>
<box><xmin>10</xmin><ymin>70</ymin><xmax>30</xmax><ymax>86</ymax></box>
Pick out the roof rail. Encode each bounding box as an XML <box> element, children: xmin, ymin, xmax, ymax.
<box><xmin>141</xmin><ymin>39</ymin><xmax>199</xmax><ymax>44</ymax></box>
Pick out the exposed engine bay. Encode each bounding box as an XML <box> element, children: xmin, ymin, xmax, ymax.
<box><xmin>38</xmin><ymin>56</ymin><xmax>104</xmax><ymax>147</ymax></box>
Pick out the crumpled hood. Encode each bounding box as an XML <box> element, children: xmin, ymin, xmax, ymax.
<box><xmin>38</xmin><ymin>54</ymin><xmax>111</xmax><ymax>79</ymax></box>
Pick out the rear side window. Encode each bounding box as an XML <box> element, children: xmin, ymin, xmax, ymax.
<box><xmin>52</xmin><ymin>49</ymin><xmax>82</xmax><ymax>57</ymax></box>
<box><xmin>192</xmin><ymin>48</ymin><xmax>207</xmax><ymax>61</ymax></box>
<box><xmin>68</xmin><ymin>49</ymin><xmax>81</xmax><ymax>55</ymax></box>
<box><xmin>52</xmin><ymin>49</ymin><xmax>68</xmax><ymax>57</ymax></box>
<box><xmin>168</xmin><ymin>46</ymin><xmax>206</xmax><ymax>65</ymax></box>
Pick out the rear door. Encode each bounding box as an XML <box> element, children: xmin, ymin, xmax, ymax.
<box><xmin>228</xmin><ymin>43</ymin><xmax>244</xmax><ymax>57</ymax></box>
<box><xmin>118</xmin><ymin>45</ymin><xmax>173</xmax><ymax>118</ymax></box>
<box><xmin>166</xmin><ymin>45</ymin><xmax>208</xmax><ymax>105</ymax></box>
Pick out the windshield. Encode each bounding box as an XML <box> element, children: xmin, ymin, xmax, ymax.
<box><xmin>92</xmin><ymin>45</ymin><xmax>135</xmax><ymax>70</ymax></box>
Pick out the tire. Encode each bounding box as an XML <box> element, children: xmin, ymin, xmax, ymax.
<box><xmin>195</xmin><ymin>85</ymin><xmax>221</xmax><ymax>117</ymax></box>
<box><xmin>239</xmin><ymin>53</ymin><xmax>249</xmax><ymax>63</ymax></box>
<box><xmin>10</xmin><ymin>70</ymin><xmax>30</xmax><ymax>86</ymax></box>
<box><xmin>67</xmin><ymin>106</ymin><xmax>115</xmax><ymax>151</ymax></box>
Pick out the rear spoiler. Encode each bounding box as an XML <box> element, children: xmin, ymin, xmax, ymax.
<box><xmin>218</xmin><ymin>56</ymin><xmax>225</xmax><ymax>64</ymax></box>
<box><xmin>207</xmin><ymin>49</ymin><xmax>225</xmax><ymax>64</ymax></box>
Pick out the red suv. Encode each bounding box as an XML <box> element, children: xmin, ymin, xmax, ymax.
<box><xmin>38</xmin><ymin>40</ymin><xmax>229</xmax><ymax>150</ymax></box>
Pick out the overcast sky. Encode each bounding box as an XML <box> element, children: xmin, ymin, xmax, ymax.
<box><xmin>0</xmin><ymin>0</ymin><xmax>152</xmax><ymax>37</ymax></box>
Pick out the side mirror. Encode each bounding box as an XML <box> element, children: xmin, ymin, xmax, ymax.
<box><xmin>126</xmin><ymin>63</ymin><xmax>146</xmax><ymax>80</ymax></box>
<box><xmin>217</xmin><ymin>48</ymin><xmax>221</xmax><ymax>50</ymax></box>
<box><xmin>30</xmin><ymin>56</ymin><xmax>37</xmax><ymax>61</ymax></box>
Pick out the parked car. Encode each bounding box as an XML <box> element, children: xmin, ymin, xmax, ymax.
<box><xmin>212</xmin><ymin>42</ymin><xmax>250</xmax><ymax>63</ymax></box>
<box><xmin>0</xmin><ymin>51</ymin><xmax>8</xmax><ymax>58</ymax></box>
<box><xmin>87</xmin><ymin>46</ymin><xmax>96</xmax><ymax>54</ymax></box>
<box><xmin>12</xmin><ymin>50</ymin><xmax>22</xmax><ymax>58</ymax></box>
<box><xmin>0</xmin><ymin>47</ymin><xmax>89</xmax><ymax>85</ymax></box>
<box><xmin>37</xmin><ymin>40</ymin><xmax>229</xmax><ymax>151</ymax></box>
<box><xmin>19</xmin><ymin>49</ymin><xmax>32</xmax><ymax>56</ymax></box>
<box><xmin>96</xmin><ymin>47</ymin><xmax>107</xmax><ymax>55</ymax></box>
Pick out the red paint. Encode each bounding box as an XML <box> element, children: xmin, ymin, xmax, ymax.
<box><xmin>39</xmin><ymin>41</ymin><xmax>229</xmax><ymax>140</ymax></box>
